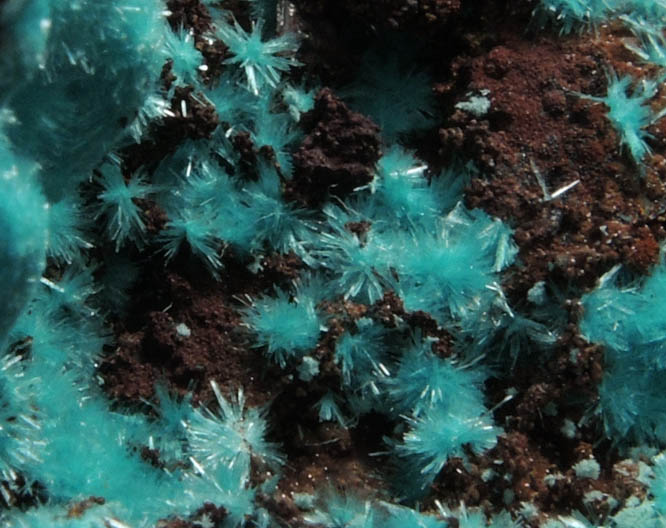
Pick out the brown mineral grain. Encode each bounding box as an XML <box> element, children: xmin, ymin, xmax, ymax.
<box><xmin>290</xmin><ymin>88</ymin><xmax>382</xmax><ymax>206</ymax></box>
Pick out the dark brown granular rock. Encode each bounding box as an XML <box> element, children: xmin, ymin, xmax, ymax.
<box><xmin>231</xmin><ymin>130</ymin><xmax>260</xmax><ymax>179</ymax></box>
<box><xmin>367</xmin><ymin>292</ymin><xmax>453</xmax><ymax>345</ymax></box>
<box><xmin>99</xmin><ymin>256</ymin><xmax>275</xmax><ymax>407</ymax></box>
<box><xmin>169</xmin><ymin>85</ymin><xmax>220</xmax><ymax>139</ymax></box>
<box><xmin>492</xmin><ymin>433</ymin><xmax>556</xmax><ymax>504</ymax></box>
<box><xmin>292</xmin><ymin>0</ymin><xmax>535</xmax><ymax>91</ymax></box>
<box><xmin>134</xmin><ymin>198</ymin><xmax>169</xmax><ymax>237</ymax></box>
<box><xmin>432</xmin><ymin>457</ymin><xmax>489</xmax><ymax>509</ymax></box>
<box><xmin>431</xmin><ymin>429</ymin><xmax>649</xmax><ymax>525</ymax></box>
<box><xmin>259</xmin><ymin>251</ymin><xmax>305</xmax><ymax>286</ymax></box>
<box><xmin>122</xmin><ymin>85</ymin><xmax>219</xmax><ymax>176</ymax></box>
<box><xmin>438</xmin><ymin>27</ymin><xmax>666</xmax><ymax>303</ymax></box>
<box><xmin>289</xmin><ymin>88</ymin><xmax>381</xmax><ymax>206</ymax></box>
<box><xmin>197</xmin><ymin>38</ymin><xmax>231</xmax><ymax>85</ymax></box>
<box><xmin>167</xmin><ymin>0</ymin><xmax>214</xmax><ymax>34</ymax></box>
<box><xmin>292</xmin><ymin>0</ymin><xmax>462</xmax><ymax>34</ymax></box>
<box><xmin>161</xmin><ymin>61</ymin><xmax>178</xmax><ymax>93</ymax></box>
